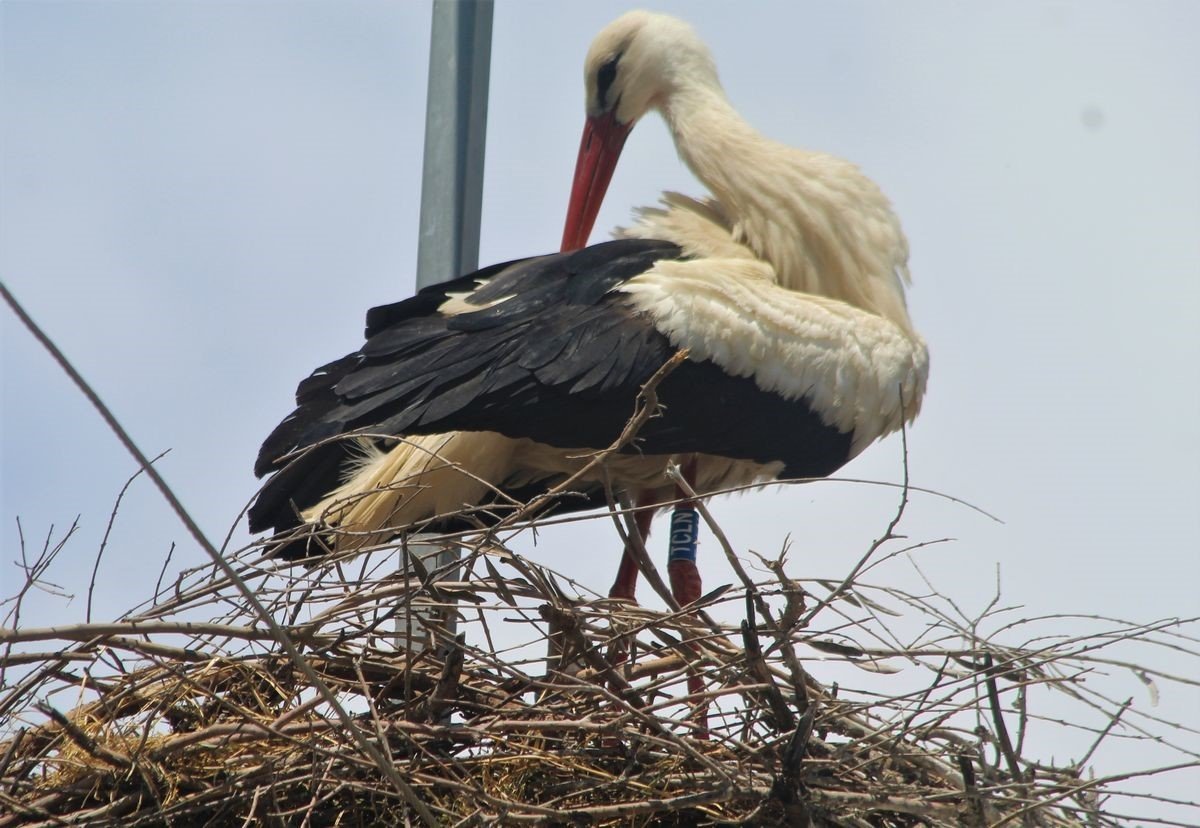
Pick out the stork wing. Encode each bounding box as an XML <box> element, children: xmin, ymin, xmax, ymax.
<box><xmin>249</xmin><ymin>239</ymin><xmax>858</xmax><ymax>536</ymax></box>
<box><xmin>254</xmin><ymin>240</ymin><xmax>693</xmax><ymax>475</ymax></box>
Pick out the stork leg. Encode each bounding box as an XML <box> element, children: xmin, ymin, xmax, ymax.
<box><xmin>666</xmin><ymin>457</ymin><xmax>703</xmax><ymax>606</ymax></box>
<box><xmin>667</xmin><ymin>457</ymin><xmax>708</xmax><ymax>738</ymax></box>
<box><xmin>609</xmin><ymin>493</ymin><xmax>657</xmax><ymax>601</ymax></box>
<box><xmin>607</xmin><ymin>471</ymin><xmax>709</xmax><ymax>739</ymax></box>
<box><xmin>604</xmin><ymin>494</ymin><xmax>656</xmax><ymax>706</ymax></box>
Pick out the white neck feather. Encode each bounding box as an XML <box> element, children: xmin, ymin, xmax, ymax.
<box><xmin>659</xmin><ymin>81</ymin><xmax>917</xmax><ymax>337</ymax></box>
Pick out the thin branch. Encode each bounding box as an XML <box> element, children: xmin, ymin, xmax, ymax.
<box><xmin>1</xmin><ymin>280</ymin><xmax>439</xmax><ymax>828</ymax></box>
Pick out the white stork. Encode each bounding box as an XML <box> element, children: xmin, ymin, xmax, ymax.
<box><xmin>249</xmin><ymin>11</ymin><xmax>929</xmax><ymax>615</ymax></box>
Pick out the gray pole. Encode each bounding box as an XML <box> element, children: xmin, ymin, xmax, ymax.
<box><xmin>417</xmin><ymin>0</ymin><xmax>493</xmax><ymax>287</ymax></box>
<box><xmin>402</xmin><ymin>0</ymin><xmax>493</xmax><ymax>656</ymax></box>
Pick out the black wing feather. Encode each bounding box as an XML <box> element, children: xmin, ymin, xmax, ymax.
<box><xmin>250</xmin><ymin>237</ymin><xmax>853</xmax><ymax>539</ymax></box>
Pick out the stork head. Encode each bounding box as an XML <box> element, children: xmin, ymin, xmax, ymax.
<box><xmin>561</xmin><ymin>11</ymin><xmax>719</xmax><ymax>251</ymax></box>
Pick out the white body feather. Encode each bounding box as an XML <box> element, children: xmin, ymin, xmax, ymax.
<box><xmin>618</xmin><ymin>257</ymin><xmax>927</xmax><ymax>457</ymax></box>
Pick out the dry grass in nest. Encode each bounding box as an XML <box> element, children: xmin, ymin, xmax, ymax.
<box><xmin>3</xmin><ymin>477</ymin><xmax>1197</xmax><ymax>827</ymax></box>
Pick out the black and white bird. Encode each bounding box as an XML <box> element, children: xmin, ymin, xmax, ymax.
<box><xmin>248</xmin><ymin>11</ymin><xmax>929</xmax><ymax>611</ymax></box>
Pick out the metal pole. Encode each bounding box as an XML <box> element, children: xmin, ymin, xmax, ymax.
<box><xmin>401</xmin><ymin>0</ymin><xmax>493</xmax><ymax>656</ymax></box>
<box><xmin>417</xmin><ymin>0</ymin><xmax>493</xmax><ymax>286</ymax></box>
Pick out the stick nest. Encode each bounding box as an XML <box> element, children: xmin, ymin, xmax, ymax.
<box><xmin>2</xmin><ymin>487</ymin><xmax>1198</xmax><ymax>827</ymax></box>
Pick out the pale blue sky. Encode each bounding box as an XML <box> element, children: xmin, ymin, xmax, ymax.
<box><xmin>3</xmin><ymin>1</ymin><xmax>1198</xmax><ymax>819</ymax></box>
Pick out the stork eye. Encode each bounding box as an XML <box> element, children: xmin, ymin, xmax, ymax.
<box><xmin>596</xmin><ymin>53</ymin><xmax>621</xmax><ymax>110</ymax></box>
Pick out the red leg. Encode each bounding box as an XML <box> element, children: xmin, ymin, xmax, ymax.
<box><xmin>666</xmin><ymin>456</ymin><xmax>702</xmax><ymax>606</ymax></box>
<box><xmin>667</xmin><ymin>458</ymin><xmax>708</xmax><ymax>738</ymax></box>
<box><xmin>606</xmin><ymin>494</ymin><xmax>656</xmax><ymax>702</ymax></box>
<box><xmin>609</xmin><ymin>493</ymin><xmax>656</xmax><ymax>601</ymax></box>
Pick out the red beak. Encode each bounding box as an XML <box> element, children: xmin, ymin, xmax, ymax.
<box><xmin>561</xmin><ymin>111</ymin><xmax>633</xmax><ymax>252</ymax></box>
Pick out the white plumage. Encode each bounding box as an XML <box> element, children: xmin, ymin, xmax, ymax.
<box><xmin>249</xmin><ymin>11</ymin><xmax>929</xmax><ymax>602</ymax></box>
<box><xmin>617</xmin><ymin>257</ymin><xmax>926</xmax><ymax>454</ymax></box>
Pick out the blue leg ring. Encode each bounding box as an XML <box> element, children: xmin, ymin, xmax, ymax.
<box><xmin>668</xmin><ymin>506</ymin><xmax>699</xmax><ymax>563</ymax></box>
